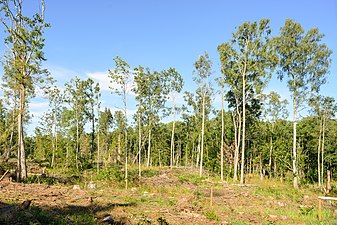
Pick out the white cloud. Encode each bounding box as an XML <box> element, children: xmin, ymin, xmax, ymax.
<box><xmin>86</xmin><ymin>71</ymin><xmax>136</xmax><ymax>96</ymax></box>
<box><xmin>45</xmin><ymin>64</ymin><xmax>79</xmax><ymax>82</ymax></box>
<box><xmin>86</xmin><ymin>71</ymin><xmax>110</xmax><ymax>91</ymax></box>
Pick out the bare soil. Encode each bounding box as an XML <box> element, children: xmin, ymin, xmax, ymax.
<box><xmin>0</xmin><ymin>168</ymin><xmax>335</xmax><ymax>224</ymax></box>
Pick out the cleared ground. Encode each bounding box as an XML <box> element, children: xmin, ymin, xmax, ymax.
<box><xmin>0</xmin><ymin>167</ymin><xmax>336</xmax><ymax>224</ymax></box>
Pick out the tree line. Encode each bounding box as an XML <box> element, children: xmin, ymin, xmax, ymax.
<box><xmin>0</xmin><ymin>0</ymin><xmax>334</xmax><ymax>189</ymax></box>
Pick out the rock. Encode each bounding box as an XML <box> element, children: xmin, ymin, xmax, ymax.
<box><xmin>88</xmin><ymin>181</ymin><xmax>95</xmax><ymax>189</ymax></box>
<box><xmin>73</xmin><ymin>185</ymin><xmax>80</xmax><ymax>190</ymax></box>
<box><xmin>277</xmin><ymin>201</ymin><xmax>285</xmax><ymax>207</ymax></box>
<box><xmin>21</xmin><ymin>200</ymin><xmax>32</xmax><ymax>209</ymax></box>
<box><xmin>102</xmin><ymin>215</ymin><xmax>114</xmax><ymax>224</ymax></box>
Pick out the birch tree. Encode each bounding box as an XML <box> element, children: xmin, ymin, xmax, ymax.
<box><xmin>161</xmin><ymin>68</ymin><xmax>184</xmax><ymax>169</ymax></box>
<box><xmin>0</xmin><ymin>0</ymin><xmax>50</xmax><ymax>181</ymax></box>
<box><xmin>193</xmin><ymin>52</ymin><xmax>212</xmax><ymax>177</ymax></box>
<box><xmin>274</xmin><ymin>19</ymin><xmax>332</xmax><ymax>188</ymax></box>
<box><xmin>218</xmin><ymin>19</ymin><xmax>275</xmax><ymax>183</ymax></box>
<box><xmin>109</xmin><ymin>56</ymin><xmax>133</xmax><ymax>189</ymax></box>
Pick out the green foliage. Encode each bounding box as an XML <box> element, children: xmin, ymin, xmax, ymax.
<box><xmin>203</xmin><ymin>209</ymin><xmax>219</xmax><ymax>221</ymax></box>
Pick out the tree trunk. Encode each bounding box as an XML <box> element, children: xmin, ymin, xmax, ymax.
<box><xmin>321</xmin><ymin>116</ymin><xmax>326</xmax><ymax>186</ymax></box>
<box><xmin>123</xmin><ymin>89</ymin><xmax>128</xmax><ymax>189</ymax></box>
<box><xmin>125</xmin><ymin>129</ymin><xmax>128</xmax><ymax>189</ymax></box>
<box><xmin>118</xmin><ymin>133</ymin><xmax>121</xmax><ymax>163</ymax></box>
<box><xmin>75</xmin><ymin>110</ymin><xmax>79</xmax><ymax>169</ymax></box>
<box><xmin>220</xmin><ymin>83</ymin><xmax>225</xmax><ymax>181</ymax></box>
<box><xmin>146</xmin><ymin>119</ymin><xmax>152</xmax><ymax>168</ymax></box>
<box><xmin>268</xmin><ymin>135</ymin><xmax>273</xmax><ymax>178</ymax></box>
<box><xmin>17</xmin><ymin>87</ymin><xmax>27</xmax><ymax>181</ymax></box>
<box><xmin>326</xmin><ymin>170</ymin><xmax>331</xmax><ymax>194</ymax></box>
<box><xmin>292</xmin><ymin>85</ymin><xmax>298</xmax><ymax>189</ymax></box>
<box><xmin>4</xmin><ymin>100</ymin><xmax>16</xmax><ymax>161</ymax></box>
<box><xmin>196</xmin><ymin>135</ymin><xmax>200</xmax><ymax>167</ymax></box>
<box><xmin>199</xmin><ymin>95</ymin><xmax>205</xmax><ymax>177</ymax></box>
<box><xmin>170</xmin><ymin>101</ymin><xmax>176</xmax><ymax>169</ymax></box>
<box><xmin>240</xmin><ymin>73</ymin><xmax>246</xmax><ymax>184</ymax></box>
<box><xmin>97</xmin><ymin>129</ymin><xmax>100</xmax><ymax>173</ymax></box>
<box><xmin>233</xmin><ymin>99</ymin><xmax>242</xmax><ymax>182</ymax></box>
<box><xmin>138</xmin><ymin>113</ymin><xmax>142</xmax><ymax>177</ymax></box>
<box><xmin>91</xmin><ymin>107</ymin><xmax>95</xmax><ymax>160</ymax></box>
<box><xmin>317</xmin><ymin>119</ymin><xmax>322</xmax><ymax>187</ymax></box>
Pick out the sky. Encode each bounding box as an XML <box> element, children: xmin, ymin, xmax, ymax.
<box><xmin>0</xmin><ymin>0</ymin><xmax>337</xmax><ymax>134</ymax></box>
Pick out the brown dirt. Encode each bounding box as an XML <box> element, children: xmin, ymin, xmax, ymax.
<box><xmin>0</xmin><ymin>168</ymin><xmax>332</xmax><ymax>224</ymax></box>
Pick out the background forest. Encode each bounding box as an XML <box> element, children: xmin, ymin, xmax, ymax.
<box><xmin>0</xmin><ymin>0</ymin><xmax>336</xmax><ymax>192</ymax></box>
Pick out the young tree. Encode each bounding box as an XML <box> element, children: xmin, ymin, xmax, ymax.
<box><xmin>109</xmin><ymin>56</ymin><xmax>133</xmax><ymax>189</ymax></box>
<box><xmin>161</xmin><ymin>68</ymin><xmax>184</xmax><ymax>169</ymax></box>
<box><xmin>84</xmin><ymin>78</ymin><xmax>100</xmax><ymax>160</ymax></box>
<box><xmin>275</xmin><ymin>19</ymin><xmax>332</xmax><ymax>188</ymax></box>
<box><xmin>309</xmin><ymin>95</ymin><xmax>336</xmax><ymax>187</ymax></box>
<box><xmin>98</xmin><ymin>107</ymin><xmax>113</xmax><ymax>169</ymax></box>
<box><xmin>218</xmin><ymin>19</ymin><xmax>275</xmax><ymax>184</ymax></box>
<box><xmin>44</xmin><ymin>86</ymin><xmax>63</xmax><ymax>167</ymax></box>
<box><xmin>193</xmin><ymin>52</ymin><xmax>212</xmax><ymax>177</ymax></box>
<box><xmin>0</xmin><ymin>0</ymin><xmax>50</xmax><ymax>181</ymax></box>
<box><xmin>133</xmin><ymin>66</ymin><xmax>166</xmax><ymax>168</ymax></box>
<box><xmin>64</xmin><ymin>77</ymin><xmax>88</xmax><ymax>169</ymax></box>
<box><xmin>263</xmin><ymin>91</ymin><xmax>288</xmax><ymax>177</ymax></box>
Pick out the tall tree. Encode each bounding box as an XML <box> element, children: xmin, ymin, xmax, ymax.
<box><xmin>133</xmin><ymin>66</ymin><xmax>166</xmax><ymax>168</ymax></box>
<box><xmin>161</xmin><ymin>68</ymin><xmax>184</xmax><ymax>169</ymax></box>
<box><xmin>216</xmin><ymin>61</ymin><xmax>227</xmax><ymax>181</ymax></box>
<box><xmin>44</xmin><ymin>86</ymin><xmax>63</xmax><ymax>168</ymax></box>
<box><xmin>0</xmin><ymin>0</ymin><xmax>50</xmax><ymax>181</ymax></box>
<box><xmin>109</xmin><ymin>56</ymin><xmax>133</xmax><ymax>189</ymax></box>
<box><xmin>64</xmin><ymin>77</ymin><xmax>88</xmax><ymax>169</ymax></box>
<box><xmin>309</xmin><ymin>95</ymin><xmax>336</xmax><ymax>187</ymax></box>
<box><xmin>275</xmin><ymin>19</ymin><xmax>332</xmax><ymax>188</ymax></box>
<box><xmin>263</xmin><ymin>91</ymin><xmax>288</xmax><ymax>177</ymax></box>
<box><xmin>84</xmin><ymin>78</ymin><xmax>100</xmax><ymax>160</ymax></box>
<box><xmin>97</xmin><ymin>107</ymin><xmax>113</xmax><ymax>169</ymax></box>
<box><xmin>218</xmin><ymin>19</ymin><xmax>275</xmax><ymax>183</ymax></box>
<box><xmin>193</xmin><ymin>52</ymin><xmax>212</xmax><ymax>177</ymax></box>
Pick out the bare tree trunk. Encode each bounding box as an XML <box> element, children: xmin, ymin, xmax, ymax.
<box><xmin>17</xmin><ymin>87</ymin><xmax>27</xmax><ymax>181</ymax></box>
<box><xmin>170</xmin><ymin>100</ymin><xmax>176</xmax><ymax>169</ymax></box>
<box><xmin>196</xmin><ymin>135</ymin><xmax>200</xmax><ymax>167</ymax></box>
<box><xmin>317</xmin><ymin>119</ymin><xmax>322</xmax><ymax>187</ymax></box>
<box><xmin>125</xmin><ymin>129</ymin><xmax>128</xmax><ymax>189</ymax></box>
<box><xmin>199</xmin><ymin>95</ymin><xmax>205</xmax><ymax>177</ymax></box>
<box><xmin>118</xmin><ymin>133</ymin><xmax>121</xmax><ymax>163</ymax></box>
<box><xmin>220</xmin><ymin>83</ymin><xmax>225</xmax><ymax>181</ymax></box>
<box><xmin>233</xmin><ymin>110</ymin><xmax>240</xmax><ymax>181</ymax></box>
<box><xmin>75</xmin><ymin>110</ymin><xmax>79</xmax><ymax>169</ymax></box>
<box><xmin>326</xmin><ymin>170</ymin><xmax>331</xmax><ymax>194</ymax></box>
<box><xmin>321</xmin><ymin>116</ymin><xmax>326</xmax><ymax>186</ymax></box>
<box><xmin>260</xmin><ymin>153</ymin><xmax>264</xmax><ymax>180</ymax></box>
<box><xmin>97</xmin><ymin>129</ymin><xmax>100</xmax><ymax>173</ymax></box>
<box><xmin>268</xmin><ymin>135</ymin><xmax>273</xmax><ymax>178</ymax></box>
<box><xmin>292</xmin><ymin>85</ymin><xmax>298</xmax><ymax>189</ymax></box>
<box><xmin>240</xmin><ymin>71</ymin><xmax>246</xmax><ymax>184</ymax></box>
<box><xmin>138</xmin><ymin>113</ymin><xmax>142</xmax><ymax>177</ymax></box>
<box><xmin>4</xmin><ymin>100</ymin><xmax>16</xmax><ymax>161</ymax></box>
<box><xmin>146</xmin><ymin>120</ymin><xmax>152</xmax><ymax>168</ymax></box>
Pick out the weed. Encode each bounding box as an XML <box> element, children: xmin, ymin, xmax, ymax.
<box><xmin>204</xmin><ymin>209</ymin><xmax>219</xmax><ymax>221</ymax></box>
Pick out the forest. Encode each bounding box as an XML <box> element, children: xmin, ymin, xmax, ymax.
<box><xmin>0</xmin><ymin>0</ymin><xmax>336</xmax><ymax>224</ymax></box>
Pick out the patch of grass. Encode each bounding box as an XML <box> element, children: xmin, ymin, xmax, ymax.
<box><xmin>203</xmin><ymin>209</ymin><xmax>219</xmax><ymax>221</ymax></box>
<box><xmin>254</xmin><ymin>186</ymin><xmax>281</xmax><ymax>199</ymax></box>
<box><xmin>177</xmin><ymin>173</ymin><xmax>205</xmax><ymax>185</ymax></box>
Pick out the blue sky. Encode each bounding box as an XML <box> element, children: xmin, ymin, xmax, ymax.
<box><xmin>1</xmin><ymin>0</ymin><xmax>337</xmax><ymax>134</ymax></box>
